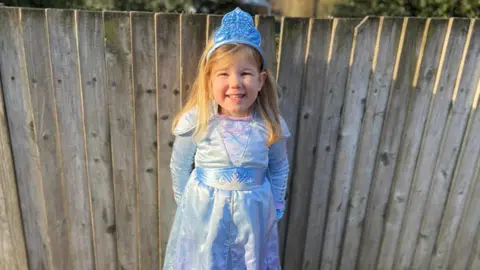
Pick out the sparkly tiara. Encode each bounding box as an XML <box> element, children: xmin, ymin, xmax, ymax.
<box><xmin>207</xmin><ymin>7</ymin><xmax>265</xmax><ymax>70</ymax></box>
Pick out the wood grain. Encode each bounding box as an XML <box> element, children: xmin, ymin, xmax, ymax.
<box><xmin>302</xmin><ymin>18</ymin><xmax>360</xmax><ymax>270</ymax></box>
<box><xmin>104</xmin><ymin>11</ymin><xmax>138</xmax><ymax>270</ymax></box>
<box><xmin>22</xmin><ymin>8</ymin><xmax>70</xmax><ymax>270</ymax></box>
<box><xmin>155</xmin><ymin>13</ymin><xmax>181</xmax><ymax>266</ymax></box>
<box><xmin>77</xmin><ymin>10</ymin><xmax>117</xmax><ymax>270</ymax></box>
<box><xmin>0</xmin><ymin>7</ymin><xmax>52</xmax><ymax>270</ymax></box>
<box><xmin>357</xmin><ymin>18</ymin><xmax>427</xmax><ymax>270</ymax></box>
<box><xmin>394</xmin><ymin>18</ymin><xmax>470</xmax><ymax>270</ymax></box>
<box><xmin>339</xmin><ymin>17</ymin><xmax>403</xmax><ymax>270</ymax></box>
<box><xmin>412</xmin><ymin>19</ymin><xmax>480</xmax><ymax>270</ymax></box>
<box><xmin>274</xmin><ymin>17</ymin><xmax>309</xmax><ymax>262</ymax></box>
<box><xmin>283</xmin><ymin>18</ymin><xmax>332</xmax><ymax>270</ymax></box>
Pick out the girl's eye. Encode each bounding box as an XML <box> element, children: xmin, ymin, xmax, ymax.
<box><xmin>241</xmin><ymin>72</ymin><xmax>252</xmax><ymax>76</ymax></box>
<box><xmin>218</xmin><ymin>73</ymin><xmax>228</xmax><ymax>77</ymax></box>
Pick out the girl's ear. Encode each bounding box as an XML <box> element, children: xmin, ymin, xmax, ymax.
<box><xmin>259</xmin><ymin>71</ymin><xmax>267</xmax><ymax>91</ymax></box>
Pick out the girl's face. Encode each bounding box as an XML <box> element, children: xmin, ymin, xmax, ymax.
<box><xmin>210</xmin><ymin>54</ymin><xmax>266</xmax><ymax>117</ymax></box>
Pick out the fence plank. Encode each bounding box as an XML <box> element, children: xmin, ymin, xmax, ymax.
<box><xmin>0</xmin><ymin>37</ymin><xmax>28</xmax><ymax>270</ymax></box>
<box><xmin>255</xmin><ymin>15</ymin><xmax>278</xmax><ymax>79</ymax></box>
<box><xmin>394</xmin><ymin>18</ymin><xmax>470</xmax><ymax>269</ymax></box>
<box><xmin>0</xmin><ymin>7</ymin><xmax>52</xmax><ymax>270</ymax></box>
<box><xmin>46</xmin><ymin>9</ymin><xmax>95</xmax><ymax>269</ymax></box>
<box><xmin>131</xmin><ymin>11</ymin><xmax>159</xmax><ymax>269</ymax></box>
<box><xmin>320</xmin><ymin>17</ymin><xmax>379</xmax><ymax>270</ymax></box>
<box><xmin>207</xmin><ymin>14</ymin><xmax>222</xmax><ymax>40</ymax></box>
<box><xmin>104</xmin><ymin>11</ymin><xmax>138</xmax><ymax>270</ymax></box>
<box><xmin>412</xmin><ymin>19</ymin><xmax>480</xmax><ymax>269</ymax></box>
<box><xmin>376</xmin><ymin>18</ymin><xmax>449</xmax><ymax>270</ymax></box>
<box><xmin>302</xmin><ymin>18</ymin><xmax>359</xmax><ymax>270</ymax></box>
<box><xmin>274</xmin><ymin>17</ymin><xmax>309</xmax><ymax>262</ymax></box>
<box><xmin>180</xmin><ymin>14</ymin><xmax>206</xmax><ymax>103</ymax></box>
<box><xmin>21</xmin><ymin>8</ymin><xmax>71</xmax><ymax>270</ymax></box>
<box><xmin>77</xmin><ymin>10</ymin><xmax>117</xmax><ymax>270</ymax></box>
<box><xmin>282</xmin><ymin>18</ymin><xmax>332</xmax><ymax>270</ymax></box>
<box><xmin>449</xmin><ymin>156</ymin><xmax>480</xmax><ymax>269</ymax></box>
<box><xmin>339</xmin><ymin>17</ymin><xmax>403</xmax><ymax>270</ymax></box>
<box><xmin>357</xmin><ymin>18</ymin><xmax>427</xmax><ymax>270</ymax></box>
<box><xmin>155</xmin><ymin>13</ymin><xmax>181</xmax><ymax>265</ymax></box>
<box><xmin>429</xmin><ymin>71</ymin><xmax>480</xmax><ymax>270</ymax></box>
<box><xmin>468</xmin><ymin>225</ymin><xmax>480</xmax><ymax>270</ymax></box>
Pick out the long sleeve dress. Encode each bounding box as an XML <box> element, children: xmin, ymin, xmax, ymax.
<box><xmin>163</xmin><ymin>107</ymin><xmax>290</xmax><ymax>270</ymax></box>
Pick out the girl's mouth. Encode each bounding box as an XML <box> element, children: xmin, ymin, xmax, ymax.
<box><xmin>227</xmin><ymin>94</ymin><xmax>245</xmax><ymax>101</ymax></box>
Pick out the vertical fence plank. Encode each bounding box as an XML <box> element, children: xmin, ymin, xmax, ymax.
<box><xmin>468</xmin><ymin>225</ymin><xmax>480</xmax><ymax>270</ymax></box>
<box><xmin>0</xmin><ymin>7</ymin><xmax>53</xmax><ymax>270</ymax></box>
<box><xmin>301</xmin><ymin>18</ymin><xmax>359</xmax><ymax>270</ymax></box>
<box><xmin>282</xmin><ymin>18</ymin><xmax>331</xmax><ymax>270</ymax></box>
<box><xmin>207</xmin><ymin>14</ymin><xmax>222</xmax><ymax>40</ymax></box>
<box><xmin>429</xmin><ymin>76</ymin><xmax>480</xmax><ymax>270</ymax></box>
<box><xmin>255</xmin><ymin>15</ymin><xmax>278</xmax><ymax>80</ymax></box>
<box><xmin>46</xmin><ymin>8</ymin><xmax>95</xmax><ymax>270</ymax></box>
<box><xmin>77</xmin><ymin>10</ymin><xmax>117</xmax><ymax>270</ymax></box>
<box><xmin>394</xmin><ymin>18</ymin><xmax>470</xmax><ymax>269</ymax></box>
<box><xmin>180</xmin><ymin>14</ymin><xmax>206</xmax><ymax>103</ymax></box>
<box><xmin>449</xmin><ymin>156</ymin><xmax>480</xmax><ymax>269</ymax></box>
<box><xmin>104</xmin><ymin>11</ymin><xmax>137</xmax><ymax>270</ymax></box>
<box><xmin>0</xmin><ymin>36</ymin><xmax>29</xmax><ymax>270</ymax></box>
<box><xmin>155</xmin><ymin>13</ymin><xmax>181</xmax><ymax>265</ymax></box>
<box><xmin>377</xmin><ymin>18</ymin><xmax>449</xmax><ymax>270</ymax></box>
<box><xmin>339</xmin><ymin>17</ymin><xmax>403</xmax><ymax>270</ymax></box>
<box><xmin>274</xmin><ymin>17</ymin><xmax>309</xmax><ymax>262</ymax></box>
<box><xmin>131</xmin><ymin>11</ymin><xmax>159</xmax><ymax>269</ymax></box>
<box><xmin>320</xmin><ymin>17</ymin><xmax>379</xmax><ymax>270</ymax></box>
<box><xmin>413</xmin><ymin>19</ymin><xmax>480</xmax><ymax>270</ymax></box>
<box><xmin>357</xmin><ymin>18</ymin><xmax>427</xmax><ymax>270</ymax></box>
<box><xmin>21</xmin><ymin>8</ymin><xmax>70</xmax><ymax>270</ymax></box>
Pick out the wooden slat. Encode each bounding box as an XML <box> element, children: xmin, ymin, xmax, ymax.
<box><xmin>46</xmin><ymin>9</ymin><xmax>95</xmax><ymax>270</ymax></box>
<box><xmin>320</xmin><ymin>17</ymin><xmax>379</xmax><ymax>270</ymax></box>
<box><xmin>180</xmin><ymin>14</ymin><xmax>206</xmax><ymax>103</ymax></box>
<box><xmin>377</xmin><ymin>18</ymin><xmax>449</xmax><ymax>270</ymax></box>
<box><xmin>357</xmin><ymin>18</ymin><xmax>427</xmax><ymax>270</ymax></box>
<box><xmin>449</xmin><ymin>156</ymin><xmax>480</xmax><ymax>269</ymax></box>
<box><xmin>155</xmin><ymin>13</ymin><xmax>181</xmax><ymax>265</ymax></box>
<box><xmin>21</xmin><ymin>8</ymin><xmax>70</xmax><ymax>270</ymax></box>
<box><xmin>429</xmin><ymin>69</ymin><xmax>480</xmax><ymax>270</ymax></box>
<box><xmin>0</xmin><ymin>7</ymin><xmax>52</xmax><ymax>270</ymax></box>
<box><xmin>0</xmin><ymin>32</ymin><xmax>29</xmax><ymax>270</ymax></box>
<box><xmin>104</xmin><ymin>11</ymin><xmax>138</xmax><ymax>270</ymax></box>
<box><xmin>412</xmin><ymin>19</ymin><xmax>480</xmax><ymax>269</ymax></box>
<box><xmin>394</xmin><ymin>18</ymin><xmax>471</xmax><ymax>269</ymax></box>
<box><xmin>131</xmin><ymin>11</ymin><xmax>159</xmax><ymax>269</ymax></box>
<box><xmin>77</xmin><ymin>10</ymin><xmax>117</xmax><ymax>270</ymax></box>
<box><xmin>255</xmin><ymin>15</ymin><xmax>278</xmax><ymax>80</ymax></box>
<box><xmin>207</xmin><ymin>14</ymin><xmax>222</xmax><ymax>40</ymax></box>
<box><xmin>339</xmin><ymin>17</ymin><xmax>403</xmax><ymax>270</ymax></box>
<box><xmin>282</xmin><ymin>18</ymin><xmax>332</xmax><ymax>270</ymax></box>
<box><xmin>468</xmin><ymin>225</ymin><xmax>480</xmax><ymax>270</ymax></box>
<box><xmin>302</xmin><ymin>18</ymin><xmax>360</xmax><ymax>270</ymax></box>
<box><xmin>274</xmin><ymin>17</ymin><xmax>309</xmax><ymax>262</ymax></box>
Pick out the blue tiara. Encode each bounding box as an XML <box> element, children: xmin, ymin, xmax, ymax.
<box><xmin>207</xmin><ymin>7</ymin><xmax>265</xmax><ymax>70</ymax></box>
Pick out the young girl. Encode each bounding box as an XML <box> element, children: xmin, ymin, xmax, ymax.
<box><xmin>164</xmin><ymin>7</ymin><xmax>290</xmax><ymax>269</ymax></box>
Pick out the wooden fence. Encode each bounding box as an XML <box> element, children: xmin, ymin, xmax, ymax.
<box><xmin>0</xmin><ymin>6</ymin><xmax>479</xmax><ymax>270</ymax></box>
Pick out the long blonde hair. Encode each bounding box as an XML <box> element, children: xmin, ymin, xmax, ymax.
<box><xmin>172</xmin><ymin>39</ymin><xmax>283</xmax><ymax>146</ymax></box>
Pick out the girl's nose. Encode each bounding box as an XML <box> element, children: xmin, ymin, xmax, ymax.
<box><xmin>229</xmin><ymin>74</ymin><xmax>241</xmax><ymax>88</ymax></box>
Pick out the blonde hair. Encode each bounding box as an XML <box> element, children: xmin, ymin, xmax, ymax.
<box><xmin>172</xmin><ymin>39</ymin><xmax>283</xmax><ymax>146</ymax></box>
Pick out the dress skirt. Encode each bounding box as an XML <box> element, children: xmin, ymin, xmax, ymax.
<box><xmin>163</xmin><ymin>167</ymin><xmax>281</xmax><ymax>270</ymax></box>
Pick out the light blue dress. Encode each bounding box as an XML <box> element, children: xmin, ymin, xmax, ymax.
<box><xmin>163</xmin><ymin>106</ymin><xmax>290</xmax><ymax>270</ymax></box>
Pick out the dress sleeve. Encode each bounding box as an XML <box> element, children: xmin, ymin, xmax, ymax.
<box><xmin>267</xmin><ymin>116</ymin><xmax>291</xmax><ymax>220</ymax></box>
<box><xmin>170</xmin><ymin>110</ymin><xmax>197</xmax><ymax>204</ymax></box>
